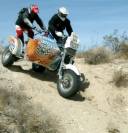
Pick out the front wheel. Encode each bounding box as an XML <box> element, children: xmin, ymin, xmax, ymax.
<box><xmin>1</xmin><ymin>47</ymin><xmax>16</xmax><ymax>67</ymax></box>
<box><xmin>57</xmin><ymin>69</ymin><xmax>80</xmax><ymax>98</ymax></box>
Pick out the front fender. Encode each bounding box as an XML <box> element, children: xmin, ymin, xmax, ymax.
<box><xmin>8</xmin><ymin>36</ymin><xmax>23</xmax><ymax>56</ymax></box>
<box><xmin>65</xmin><ymin>64</ymin><xmax>80</xmax><ymax>76</ymax></box>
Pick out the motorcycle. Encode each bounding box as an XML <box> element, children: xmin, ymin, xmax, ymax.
<box><xmin>1</xmin><ymin>28</ymin><xmax>85</xmax><ymax>98</ymax></box>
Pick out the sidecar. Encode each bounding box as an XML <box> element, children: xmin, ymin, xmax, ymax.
<box><xmin>26</xmin><ymin>37</ymin><xmax>61</xmax><ymax>72</ymax></box>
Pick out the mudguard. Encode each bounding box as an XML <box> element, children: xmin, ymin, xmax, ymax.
<box><xmin>8</xmin><ymin>36</ymin><xmax>23</xmax><ymax>56</ymax></box>
<box><xmin>65</xmin><ymin>64</ymin><xmax>80</xmax><ymax>76</ymax></box>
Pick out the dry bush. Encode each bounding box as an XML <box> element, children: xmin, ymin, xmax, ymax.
<box><xmin>0</xmin><ymin>88</ymin><xmax>60</xmax><ymax>133</ymax></box>
<box><xmin>84</xmin><ymin>47</ymin><xmax>112</xmax><ymax>65</ymax></box>
<box><xmin>108</xmin><ymin>128</ymin><xmax>120</xmax><ymax>133</ymax></box>
<box><xmin>76</xmin><ymin>51</ymin><xmax>86</xmax><ymax>58</ymax></box>
<box><xmin>118</xmin><ymin>43</ymin><xmax>128</xmax><ymax>59</ymax></box>
<box><xmin>112</xmin><ymin>70</ymin><xmax>128</xmax><ymax>87</ymax></box>
<box><xmin>0</xmin><ymin>45</ymin><xmax>4</xmax><ymax>55</ymax></box>
<box><xmin>103</xmin><ymin>30</ymin><xmax>128</xmax><ymax>60</ymax></box>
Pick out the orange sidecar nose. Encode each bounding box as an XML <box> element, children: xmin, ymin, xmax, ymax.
<box><xmin>26</xmin><ymin>39</ymin><xmax>56</xmax><ymax>66</ymax></box>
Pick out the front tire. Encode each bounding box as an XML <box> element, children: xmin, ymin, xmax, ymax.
<box><xmin>57</xmin><ymin>69</ymin><xmax>79</xmax><ymax>98</ymax></box>
<box><xmin>1</xmin><ymin>47</ymin><xmax>16</xmax><ymax>67</ymax></box>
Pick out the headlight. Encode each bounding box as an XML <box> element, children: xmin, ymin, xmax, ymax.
<box><xmin>65</xmin><ymin>32</ymin><xmax>80</xmax><ymax>50</ymax></box>
<box><xmin>70</xmin><ymin>42</ymin><xmax>79</xmax><ymax>50</ymax></box>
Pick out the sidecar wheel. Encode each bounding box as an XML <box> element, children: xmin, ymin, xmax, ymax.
<box><xmin>1</xmin><ymin>47</ymin><xmax>16</xmax><ymax>67</ymax></box>
<box><xmin>57</xmin><ymin>70</ymin><xmax>79</xmax><ymax>98</ymax></box>
<box><xmin>32</xmin><ymin>63</ymin><xmax>45</xmax><ymax>73</ymax></box>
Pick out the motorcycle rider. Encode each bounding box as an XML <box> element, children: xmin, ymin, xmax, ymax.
<box><xmin>48</xmin><ymin>7</ymin><xmax>73</xmax><ymax>49</ymax></box>
<box><xmin>15</xmin><ymin>4</ymin><xmax>47</xmax><ymax>44</ymax></box>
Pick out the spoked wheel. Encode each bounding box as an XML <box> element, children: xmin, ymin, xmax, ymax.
<box><xmin>57</xmin><ymin>69</ymin><xmax>79</xmax><ymax>98</ymax></box>
<box><xmin>1</xmin><ymin>47</ymin><xmax>16</xmax><ymax>67</ymax></box>
<box><xmin>32</xmin><ymin>63</ymin><xmax>46</xmax><ymax>73</ymax></box>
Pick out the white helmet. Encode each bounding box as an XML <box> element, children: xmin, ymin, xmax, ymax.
<box><xmin>58</xmin><ymin>7</ymin><xmax>69</xmax><ymax>21</ymax></box>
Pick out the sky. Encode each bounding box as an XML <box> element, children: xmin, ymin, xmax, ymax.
<box><xmin>0</xmin><ymin>0</ymin><xmax>128</xmax><ymax>49</ymax></box>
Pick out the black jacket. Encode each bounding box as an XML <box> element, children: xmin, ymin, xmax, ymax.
<box><xmin>48</xmin><ymin>14</ymin><xmax>73</xmax><ymax>40</ymax></box>
<box><xmin>15</xmin><ymin>8</ymin><xmax>46</xmax><ymax>30</ymax></box>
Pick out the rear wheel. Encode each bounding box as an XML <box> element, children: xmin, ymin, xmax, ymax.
<box><xmin>57</xmin><ymin>69</ymin><xmax>79</xmax><ymax>98</ymax></box>
<box><xmin>32</xmin><ymin>63</ymin><xmax>45</xmax><ymax>73</ymax></box>
<box><xmin>1</xmin><ymin>47</ymin><xmax>16</xmax><ymax>67</ymax></box>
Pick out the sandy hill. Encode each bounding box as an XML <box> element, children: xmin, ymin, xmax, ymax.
<box><xmin>0</xmin><ymin>55</ymin><xmax>128</xmax><ymax>133</ymax></box>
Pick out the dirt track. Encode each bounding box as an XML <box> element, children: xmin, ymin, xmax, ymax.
<box><xmin>0</xmin><ymin>56</ymin><xmax>128</xmax><ymax>133</ymax></box>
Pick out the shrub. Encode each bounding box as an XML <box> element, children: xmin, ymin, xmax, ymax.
<box><xmin>84</xmin><ymin>47</ymin><xmax>111</xmax><ymax>65</ymax></box>
<box><xmin>112</xmin><ymin>70</ymin><xmax>128</xmax><ymax>87</ymax></box>
<box><xmin>76</xmin><ymin>51</ymin><xmax>86</xmax><ymax>58</ymax></box>
<box><xmin>103</xmin><ymin>30</ymin><xmax>128</xmax><ymax>60</ymax></box>
<box><xmin>108</xmin><ymin>128</ymin><xmax>120</xmax><ymax>133</ymax></box>
<box><xmin>118</xmin><ymin>43</ymin><xmax>128</xmax><ymax>59</ymax></box>
<box><xmin>103</xmin><ymin>30</ymin><xmax>128</xmax><ymax>52</ymax></box>
<box><xmin>0</xmin><ymin>45</ymin><xmax>4</xmax><ymax>55</ymax></box>
<box><xmin>0</xmin><ymin>88</ymin><xmax>60</xmax><ymax>133</ymax></box>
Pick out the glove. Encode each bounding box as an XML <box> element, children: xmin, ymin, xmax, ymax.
<box><xmin>40</xmin><ymin>26</ymin><xmax>47</xmax><ymax>32</ymax></box>
<box><xmin>44</xmin><ymin>31</ymin><xmax>49</xmax><ymax>37</ymax></box>
<box><xmin>32</xmin><ymin>26</ymin><xmax>36</xmax><ymax>30</ymax></box>
<box><xmin>55</xmin><ymin>31</ymin><xmax>63</xmax><ymax>37</ymax></box>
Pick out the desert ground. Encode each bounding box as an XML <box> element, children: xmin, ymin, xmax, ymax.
<box><xmin>0</xmin><ymin>49</ymin><xmax>128</xmax><ymax>133</ymax></box>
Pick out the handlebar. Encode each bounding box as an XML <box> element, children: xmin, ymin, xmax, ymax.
<box><xmin>33</xmin><ymin>28</ymin><xmax>55</xmax><ymax>40</ymax></box>
<box><xmin>33</xmin><ymin>27</ymin><xmax>67</xmax><ymax>40</ymax></box>
<box><xmin>34</xmin><ymin>28</ymin><xmax>45</xmax><ymax>34</ymax></box>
